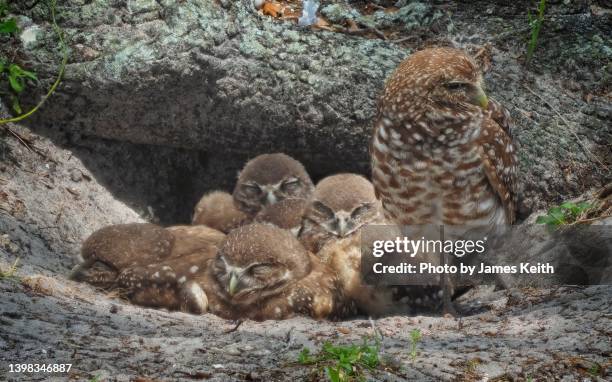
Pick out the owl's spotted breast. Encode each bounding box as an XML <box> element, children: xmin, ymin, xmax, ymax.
<box><xmin>371</xmin><ymin>47</ymin><xmax>517</xmax><ymax>227</ymax></box>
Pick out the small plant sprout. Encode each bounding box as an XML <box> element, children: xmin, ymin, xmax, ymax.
<box><xmin>588</xmin><ymin>362</ymin><xmax>601</xmax><ymax>377</ymax></box>
<box><xmin>297</xmin><ymin>337</ymin><xmax>381</xmax><ymax>382</ymax></box>
<box><xmin>0</xmin><ymin>1</ymin><xmax>17</xmax><ymax>35</ymax></box>
<box><xmin>0</xmin><ymin>0</ymin><xmax>68</xmax><ymax>124</ymax></box>
<box><xmin>526</xmin><ymin>0</ymin><xmax>546</xmax><ymax>62</ymax></box>
<box><xmin>409</xmin><ymin>328</ymin><xmax>421</xmax><ymax>361</ymax></box>
<box><xmin>0</xmin><ymin>61</ymin><xmax>38</xmax><ymax>114</ymax></box>
<box><xmin>0</xmin><ymin>257</ymin><xmax>20</xmax><ymax>281</ymax></box>
<box><xmin>536</xmin><ymin>201</ymin><xmax>593</xmax><ymax>226</ymax></box>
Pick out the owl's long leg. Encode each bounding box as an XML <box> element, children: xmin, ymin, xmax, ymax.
<box><xmin>440</xmin><ymin>251</ymin><xmax>458</xmax><ymax>316</ymax></box>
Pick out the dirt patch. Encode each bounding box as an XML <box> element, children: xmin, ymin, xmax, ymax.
<box><xmin>1</xmin><ymin>126</ymin><xmax>611</xmax><ymax>381</ymax></box>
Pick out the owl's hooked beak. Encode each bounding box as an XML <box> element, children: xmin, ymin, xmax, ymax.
<box><xmin>471</xmin><ymin>84</ymin><xmax>488</xmax><ymax>109</ymax></box>
<box><xmin>260</xmin><ymin>185</ymin><xmax>278</xmax><ymax>206</ymax></box>
<box><xmin>265</xmin><ymin>191</ymin><xmax>277</xmax><ymax>206</ymax></box>
<box><xmin>228</xmin><ymin>273</ymin><xmax>239</xmax><ymax>296</ymax></box>
<box><xmin>337</xmin><ymin>217</ymin><xmax>349</xmax><ymax>237</ymax></box>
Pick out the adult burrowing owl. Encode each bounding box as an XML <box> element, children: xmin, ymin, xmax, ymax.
<box><xmin>255</xmin><ymin>198</ymin><xmax>308</xmax><ymax>235</ymax></box>
<box><xmin>371</xmin><ymin>47</ymin><xmax>517</xmax><ymax>227</ymax></box>
<box><xmin>233</xmin><ymin>153</ymin><xmax>314</xmax><ymax>216</ymax></box>
<box><xmin>371</xmin><ymin>47</ymin><xmax>518</xmax><ymax>313</ymax></box>
<box><xmin>114</xmin><ymin>225</ymin><xmax>225</xmax><ymax>314</ymax></box>
<box><xmin>192</xmin><ymin>191</ymin><xmax>250</xmax><ymax>233</ymax></box>
<box><xmin>299</xmin><ymin>174</ymin><xmax>383</xmax><ymax>253</ymax></box>
<box><xmin>198</xmin><ymin>223</ymin><xmax>350</xmax><ymax>320</ymax></box>
<box><xmin>70</xmin><ymin>223</ymin><xmax>175</xmax><ymax>288</ymax></box>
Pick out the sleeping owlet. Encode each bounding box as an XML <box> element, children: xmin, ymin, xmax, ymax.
<box><xmin>296</xmin><ymin>174</ymin><xmax>403</xmax><ymax>316</ymax></box>
<box><xmin>299</xmin><ymin>173</ymin><xmax>383</xmax><ymax>253</ymax></box>
<box><xmin>196</xmin><ymin>223</ymin><xmax>351</xmax><ymax>320</ymax></box>
<box><xmin>254</xmin><ymin>198</ymin><xmax>308</xmax><ymax>235</ymax></box>
<box><xmin>114</xmin><ymin>225</ymin><xmax>225</xmax><ymax>314</ymax></box>
<box><xmin>192</xmin><ymin>191</ymin><xmax>250</xmax><ymax>233</ymax></box>
<box><xmin>72</xmin><ymin>224</ymin><xmax>224</xmax><ymax>291</ymax></box>
<box><xmin>70</xmin><ymin>223</ymin><xmax>175</xmax><ymax>288</ymax></box>
<box><xmin>232</xmin><ymin>153</ymin><xmax>314</xmax><ymax>216</ymax></box>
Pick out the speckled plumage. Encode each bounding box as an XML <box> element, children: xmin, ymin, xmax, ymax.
<box><xmin>298</xmin><ymin>174</ymin><xmax>402</xmax><ymax>316</ymax></box>
<box><xmin>199</xmin><ymin>223</ymin><xmax>351</xmax><ymax>320</ymax></box>
<box><xmin>233</xmin><ymin>153</ymin><xmax>314</xmax><ymax>216</ymax></box>
<box><xmin>114</xmin><ymin>225</ymin><xmax>225</xmax><ymax>314</ymax></box>
<box><xmin>70</xmin><ymin>223</ymin><xmax>175</xmax><ymax>288</ymax></box>
<box><xmin>192</xmin><ymin>191</ymin><xmax>250</xmax><ymax>233</ymax></box>
<box><xmin>371</xmin><ymin>47</ymin><xmax>518</xmax><ymax>227</ymax></box>
<box><xmin>254</xmin><ymin>198</ymin><xmax>308</xmax><ymax>235</ymax></box>
<box><xmin>299</xmin><ymin>173</ymin><xmax>384</xmax><ymax>253</ymax></box>
<box><xmin>370</xmin><ymin>48</ymin><xmax>518</xmax><ymax>314</ymax></box>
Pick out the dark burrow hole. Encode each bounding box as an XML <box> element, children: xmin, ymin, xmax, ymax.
<box><xmin>29</xmin><ymin>126</ymin><xmax>370</xmax><ymax>225</ymax></box>
<box><xmin>1</xmin><ymin>126</ymin><xmax>492</xmax><ymax>318</ymax></box>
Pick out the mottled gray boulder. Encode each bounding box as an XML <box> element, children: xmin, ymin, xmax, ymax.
<box><xmin>2</xmin><ymin>0</ymin><xmax>611</xmax><ymax>219</ymax></box>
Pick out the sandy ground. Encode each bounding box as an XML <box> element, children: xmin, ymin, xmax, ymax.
<box><xmin>1</xmin><ymin>126</ymin><xmax>611</xmax><ymax>382</ymax></box>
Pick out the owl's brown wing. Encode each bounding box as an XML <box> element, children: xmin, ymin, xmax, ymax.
<box><xmin>166</xmin><ymin>225</ymin><xmax>225</xmax><ymax>259</ymax></box>
<box><xmin>479</xmin><ymin>115</ymin><xmax>518</xmax><ymax>224</ymax></box>
<box><xmin>298</xmin><ymin>219</ymin><xmax>333</xmax><ymax>253</ymax></box>
<box><xmin>115</xmin><ymin>252</ymin><xmax>214</xmax><ymax>313</ymax></box>
<box><xmin>487</xmin><ymin>98</ymin><xmax>513</xmax><ymax>138</ymax></box>
<box><xmin>286</xmin><ymin>254</ymin><xmax>355</xmax><ymax>320</ymax></box>
<box><xmin>319</xmin><ymin>235</ymin><xmax>399</xmax><ymax>317</ymax></box>
<box><xmin>192</xmin><ymin>191</ymin><xmax>250</xmax><ymax>233</ymax></box>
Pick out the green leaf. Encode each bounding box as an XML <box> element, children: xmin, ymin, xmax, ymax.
<box><xmin>410</xmin><ymin>329</ymin><xmax>422</xmax><ymax>342</ymax></box>
<box><xmin>21</xmin><ymin>69</ymin><xmax>37</xmax><ymax>81</ymax></box>
<box><xmin>560</xmin><ymin>202</ymin><xmax>579</xmax><ymax>215</ymax></box>
<box><xmin>8</xmin><ymin>74</ymin><xmax>24</xmax><ymax>93</ymax></box>
<box><xmin>9</xmin><ymin>64</ymin><xmax>37</xmax><ymax>81</ymax></box>
<box><xmin>0</xmin><ymin>18</ymin><xmax>17</xmax><ymax>34</ymax></box>
<box><xmin>325</xmin><ymin>366</ymin><xmax>341</xmax><ymax>382</ymax></box>
<box><xmin>548</xmin><ymin>207</ymin><xmax>566</xmax><ymax>224</ymax></box>
<box><xmin>536</xmin><ymin>215</ymin><xmax>554</xmax><ymax>225</ymax></box>
<box><xmin>10</xmin><ymin>94</ymin><xmax>22</xmax><ymax>114</ymax></box>
<box><xmin>576</xmin><ymin>202</ymin><xmax>592</xmax><ymax>212</ymax></box>
<box><xmin>298</xmin><ymin>348</ymin><xmax>312</xmax><ymax>364</ymax></box>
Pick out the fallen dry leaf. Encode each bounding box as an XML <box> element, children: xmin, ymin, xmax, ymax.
<box><xmin>313</xmin><ymin>17</ymin><xmax>335</xmax><ymax>32</ymax></box>
<box><xmin>346</xmin><ymin>19</ymin><xmax>360</xmax><ymax>32</ymax></box>
<box><xmin>262</xmin><ymin>2</ymin><xmax>283</xmax><ymax>18</ymax></box>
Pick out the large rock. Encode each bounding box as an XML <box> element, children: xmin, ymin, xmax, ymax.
<box><xmin>2</xmin><ymin>0</ymin><xmax>610</xmax><ymax>218</ymax></box>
